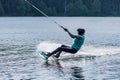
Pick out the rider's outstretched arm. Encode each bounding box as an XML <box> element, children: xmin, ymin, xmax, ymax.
<box><xmin>66</xmin><ymin>30</ymin><xmax>80</xmax><ymax>39</ymax></box>
<box><xmin>61</xmin><ymin>26</ymin><xmax>80</xmax><ymax>39</ymax></box>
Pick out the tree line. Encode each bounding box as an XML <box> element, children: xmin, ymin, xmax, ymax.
<box><xmin>0</xmin><ymin>0</ymin><xmax>120</xmax><ymax>16</ymax></box>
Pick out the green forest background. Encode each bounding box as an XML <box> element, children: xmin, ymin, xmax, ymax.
<box><xmin>0</xmin><ymin>0</ymin><xmax>120</xmax><ymax>16</ymax></box>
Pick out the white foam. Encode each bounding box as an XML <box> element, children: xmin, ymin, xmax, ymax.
<box><xmin>36</xmin><ymin>41</ymin><xmax>61</xmax><ymax>52</ymax></box>
<box><xmin>80</xmin><ymin>45</ymin><xmax>120</xmax><ymax>56</ymax></box>
<box><xmin>36</xmin><ymin>41</ymin><xmax>120</xmax><ymax>56</ymax></box>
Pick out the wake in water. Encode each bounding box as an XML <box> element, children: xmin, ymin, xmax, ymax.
<box><xmin>36</xmin><ymin>41</ymin><xmax>120</xmax><ymax>59</ymax></box>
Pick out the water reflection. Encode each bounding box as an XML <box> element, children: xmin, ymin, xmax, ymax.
<box><xmin>71</xmin><ymin>67</ymin><xmax>85</xmax><ymax>80</ymax></box>
<box><xmin>42</xmin><ymin>59</ymin><xmax>86</xmax><ymax>80</ymax></box>
<box><xmin>42</xmin><ymin>60</ymin><xmax>65</xmax><ymax>77</ymax></box>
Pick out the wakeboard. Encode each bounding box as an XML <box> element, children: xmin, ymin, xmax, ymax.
<box><xmin>37</xmin><ymin>51</ymin><xmax>58</xmax><ymax>63</ymax></box>
<box><xmin>37</xmin><ymin>51</ymin><xmax>48</xmax><ymax>62</ymax></box>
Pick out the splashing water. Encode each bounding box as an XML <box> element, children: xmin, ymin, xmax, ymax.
<box><xmin>36</xmin><ymin>41</ymin><xmax>61</xmax><ymax>52</ymax></box>
<box><xmin>36</xmin><ymin>41</ymin><xmax>120</xmax><ymax>57</ymax></box>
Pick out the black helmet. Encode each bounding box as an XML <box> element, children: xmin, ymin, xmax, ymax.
<box><xmin>77</xmin><ymin>28</ymin><xmax>85</xmax><ymax>35</ymax></box>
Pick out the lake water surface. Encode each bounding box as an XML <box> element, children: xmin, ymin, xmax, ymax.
<box><xmin>0</xmin><ymin>17</ymin><xmax>120</xmax><ymax>80</ymax></box>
